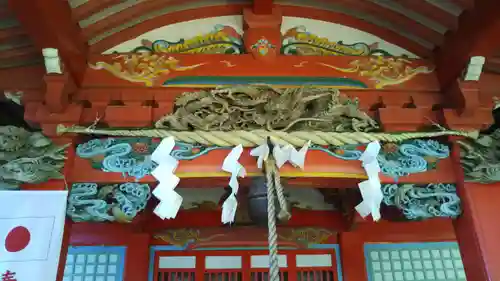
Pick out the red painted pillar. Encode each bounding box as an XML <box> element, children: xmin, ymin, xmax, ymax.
<box><xmin>451</xmin><ymin>143</ymin><xmax>500</xmax><ymax>281</ymax></box>
<box><xmin>124</xmin><ymin>233</ymin><xmax>151</xmax><ymax>281</ymax></box>
<box><xmin>339</xmin><ymin>232</ymin><xmax>367</xmax><ymax>281</ymax></box>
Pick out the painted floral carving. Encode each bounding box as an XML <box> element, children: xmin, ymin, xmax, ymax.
<box><xmin>133</xmin><ymin>25</ymin><xmax>243</xmax><ymax>54</ymax></box>
<box><xmin>0</xmin><ymin>126</ymin><xmax>69</xmax><ymax>186</ymax></box>
<box><xmin>282</xmin><ymin>26</ymin><xmax>392</xmax><ymax>56</ymax></box>
<box><xmin>318</xmin><ymin>56</ymin><xmax>434</xmax><ymax>89</ymax></box>
<box><xmin>89</xmin><ymin>53</ymin><xmax>206</xmax><ymax>86</ymax></box>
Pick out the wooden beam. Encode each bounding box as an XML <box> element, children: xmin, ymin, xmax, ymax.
<box><xmin>395</xmin><ymin>0</ymin><xmax>458</xmax><ymax>31</ymax></box>
<box><xmin>253</xmin><ymin>0</ymin><xmax>274</xmax><ymax>15</ymax></box>
<box><xmin>8</xmin><ymin>0</ymin><xmax>88</xmax><ymax>84</ymax></box>
<box><xmin>72</xmin><ymin>0</ymin><xmax>123</xmax><ymax>22</ymax></box>
<box><xmin>279</xmin><ymin>5</ymin><xmax>432</xmax><ymax>57</ymax></box>
<box><xmin>435</xmin><ymin>0</ymin><xmax>499</xmax><ymax>90</ymax></box>
<box><xmin>82</xmin><ymin>0</ymin><xmax>197</xmax><ymax>41</ymax></box>
<box><xmin>452</xmin><ymin>0</ymin><xmax>475</xmax><ymax>10</ymax></box>
<box><xmin>321</xmin><ymin>0</ymin><xmax>443</xmax><ymax>46</ymax></box>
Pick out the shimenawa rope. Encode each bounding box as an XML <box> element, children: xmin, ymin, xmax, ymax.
<box><xmin>57</xmin><ymin>124</ymin><xmax>479</xmax><ymax>147</ymax></box>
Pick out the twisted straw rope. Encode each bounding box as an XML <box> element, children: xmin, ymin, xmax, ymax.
<box><xmin>265</xmin><ymin>159</ymin><xmax>280</xmax><ymax>281</ymax></box>
<box><xmin>57</xmin><ymin>124</ymin><xmax>479</xmax><ymax>147</ymax></box>
<box><xmin>265</xmin><ymin>156</ymin><xmax>291</xmax><ymax>281</ymax></box>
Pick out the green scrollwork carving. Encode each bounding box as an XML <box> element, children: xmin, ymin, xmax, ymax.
<box><xmin>0</xmin><ymin>126</ymin><xmax>69</xmax><ymax>185</ymax></box>
<box><xmin>67</xmin><ymin>182</ymin><xmax>151</xmax><ymax>223</ymax></box>
<box><xmin>382</xmin><ymin>183</ymin><xmax>461</xmax><ymax>220</ymax></box>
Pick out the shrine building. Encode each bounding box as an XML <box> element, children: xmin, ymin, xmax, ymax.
<box><xmin>1</xmin><ymin>0</ymin><xmax>500</xmax><ymax>281</ymax></box>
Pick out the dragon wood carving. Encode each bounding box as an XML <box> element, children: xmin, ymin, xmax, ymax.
<box><xmin>155</xmin><ymin>85</ymin><xmax>378</xmax><ymax>132</ymax></box>
<box><xmin>459</xmin><ymin>129</ymin><xmax>500</xmax><ymax>183</ymax></box>
<box><xmin>0</xmin><ymin>126</ymin><xmax>69</xmax><ymax>186</ymax></box>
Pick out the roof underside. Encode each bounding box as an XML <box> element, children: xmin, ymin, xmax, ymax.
<box><xmin>0</xmin><ymin>0</ymin><xmax>476</xmax><ymax>69</ymax></box>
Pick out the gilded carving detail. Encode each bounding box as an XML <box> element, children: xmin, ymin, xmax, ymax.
<box><xmin>154</xmin><ymin>228</ymin><xmax>334</xmax><ymax>247</ymax></box>
<box><xmin>155</xmin><ymin>85</ymin><xmax>379</xmax><ymax>132</ymax></box>
<box><xmin>318</xmin><ymin>56</ymin><xmax>434</xmax><ymax>89</ymax></box>
<box><xmin>154</xmin><ymin>229</ymin><xmax>224</xmax><ymax>247</ymax></box>
<box><xmin>0</xmin><ymin>126</ymin><xmax>69</xmax><ymax>186</ymax></box>
<box><xmin>282</xmin><ymin>26</ymin><xmax>391</xmax><ymax>56</ymax></box>
<box><xmin>278</xmin><ymin>228</ymin><xmax>333</xmax><ymax>246</ymax></box>
<box><xmin>133</xmin><ymin>25</ymin><xmax>243</xmax><ymax>54</ymax></box>
<box><xmin>89</xmin><ymin>53</ymin><xmax>206</xmax><ymax>86</ymax></box>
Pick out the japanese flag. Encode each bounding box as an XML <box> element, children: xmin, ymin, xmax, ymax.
<box><xmin>0</xmin><ymin>191</ymin><xmax>68</xmax><ymax>281</ymax></box>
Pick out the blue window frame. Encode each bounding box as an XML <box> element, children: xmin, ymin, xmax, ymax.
<box><xmin>63</xmin><ymin>246</ymin><xmax>126</xmax><ymax>281</ymax></box>
<box><xmin>365</xmin><ymin>242</ymin><xmax>466</xmax><ymax>281</ymax></box>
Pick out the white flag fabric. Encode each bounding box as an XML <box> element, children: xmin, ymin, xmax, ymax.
<box><xmin>0</xmin><ymin>190</ymin><xmax>68</xmax><ymax>281</ymax></box>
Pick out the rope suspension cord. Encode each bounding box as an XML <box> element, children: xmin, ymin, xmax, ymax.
<box><xmin>264</xmin><ymin>138</ymin><xmax>291</xmax><ymax>281</ymax></box>
<box><xmin>57</xmin><ymin>125</ymin><xmax>479</xmax><ymax>147</ymax></box>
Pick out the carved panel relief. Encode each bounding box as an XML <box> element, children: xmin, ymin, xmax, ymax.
<box><xmin>460</xmin><ymin>129</ymin><xmax>500</xmax><ymax>183</ymax></box>
<box><xmin>67</xmin><ymin>182</ymin><xmax>151</xmax><ymax>223</ymax></box>
<box><xmin>0</xmin><ymin>126</ymin><xmax>69</xmax><ymax>186</ymax></box>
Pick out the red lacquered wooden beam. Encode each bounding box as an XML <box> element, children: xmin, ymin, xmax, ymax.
<box><xmin>279</xmin><ymin>5</ymin><xmax>432</xmax><ymax>58</ymax></box>
<box><xmin>145</xmin><ymin>209</ymin><xmax>346</xmax><ymax>231</ymax></box>
<box><xmin>0</xmin><ymin>65</ymin><xmax>45</xmax><ymax>90</ymax></box>
<box><xmin>451</xmin><ymin>0</ymin><xmax>474</xmax><ymax>10</ymax></box>
<box><xmin>318</xmin><ymin>0</ymin><xmax>443</xmax><ymax>46</ymax></box>
<box><xmin>0</xmin><ymin>26</ymin><xmax>25</xmax><ymax>41</ymax></box>
<box><xmin>69</xmin><ymin>148</ymin><xmax>457</xmax><ymax>184</ymax></box>
<box><xmin>85</xmin><ymin>53</ymin><xmax>439</xmax><ymax>91</ymax></box>
<box><xmin>8</xmin><ymin>0</ymin><xmax>88</xmax><ymax>84</ymax></box>
<box><xmin>72</xmin><ymin>0</ymin><xmax>123</xmax><ymax>22</ymax></box>
<box><xmin>395</xmin><ymin>0</ymin><xmax>458</xmax><ymax>31</ymax></box>
<box><xmin>435</xmin><ymin>0</ymin><xmax>500</xmax><ymax>90</ymax></box>
<box><xmin>89</xmin><ymin>4</ymin><xmax>248</xmax><ymax>53</ymax></box>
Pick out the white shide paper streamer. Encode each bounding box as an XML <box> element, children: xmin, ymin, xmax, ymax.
<box><xmin>251</xmin><ymin>140</ymin><xmax>311</xmax><ymax>170</ymax></box>
<box><xmin>355</xmin><ymin>141</ymin><xmax>383</xmax><ymax>221</ymax></box>
<box><xmin>221</xmin><ymin>144</ymin><xmax>246</xmax><ymax>224</ymax></box>
<box><xmin>150</xmin><ymin>137</ymin><xmax>182</xmax><ymax>219</ymax></box>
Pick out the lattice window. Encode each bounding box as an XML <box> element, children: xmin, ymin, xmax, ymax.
<box><xmin>154</xmin><ymin>250</ymin><xmax>338</xmax><ymax>281</ymax></box>
<box><xmin>63</xmin><ymin>246</ymin><xmax>126</xmax><ymax>281</ymax></box>
<box><xmin>365</xmin><ymin>242</ymin><xmax>466</xmax><ymax>281</ymax></box>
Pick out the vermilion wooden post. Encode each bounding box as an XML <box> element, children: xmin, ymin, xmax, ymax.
<box><xmin>339</xmin><ymin>231</ymin><xmax>367</xmax><ymax>281</ymax></box>
<box><xmin>123</xmin><ymin>234</ymin><xmax>151</xmax><ymax>281</ymax></box>
<box><xmin>450</xmin><ymin>142</ymin><xmax>500</xmax><ymax>281</ymax></box>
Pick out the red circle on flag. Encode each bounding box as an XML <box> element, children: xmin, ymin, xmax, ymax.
<box><xmin>5</xmin><ymin>226</ymin><xmax>31</xmax><ymax>252</ymax></box>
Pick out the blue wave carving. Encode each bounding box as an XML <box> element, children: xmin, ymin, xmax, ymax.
<box><xmin>377</xmin><ymin>139</ymin><xmax>449</xmax><ymax>180</ymax></box>
<box><xmin>382</xmin><ymin>183</ymin><xmax>461</xmax><ymax>220</ymax></box>
<box><xmin>76</xmin><ymin>138</ymin><xmax>227</xmax><ymax>180</ymax></box>
<box><xmin>76</xmin><ymin>138</ymin><xmax>449</xmax><ymax>180</ymax></box>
